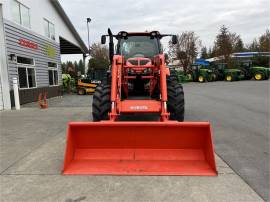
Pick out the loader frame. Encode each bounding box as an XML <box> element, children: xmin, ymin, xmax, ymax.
<box><xmin>109</xmin><ymin>54</ymin><xmax>170</xmax><ymax>121</ymax></box>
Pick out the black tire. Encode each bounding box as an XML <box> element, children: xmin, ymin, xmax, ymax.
<box><xmin>167</xmin><ymin>76</ymin><xmax>185</xmax><ymax>122</ymax></box>
<box><xmin>253</xmin><ymin>72</ymin><xmax>265</xmax><ymax>80</ymax></box>
<box><xmin>102</xmin><ymin>74</ymin><xmax>112</xmax><ymax>85</ymax></box>
<box><xmin>151</xmin><ymin>74</ymin><xmax>185</xmax><ymax>121</ymax></box>
<box><xmin>92</xmin><ymin>84</ymin><xmax>111</xmax><ymax>121</ymax></box>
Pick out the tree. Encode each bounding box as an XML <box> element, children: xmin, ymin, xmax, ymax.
<box><xmin>88</xmin><ymin>43</ymin><xmax>110</xmax><ymax>73</ymax></box>
<box><xmin>207</xmin><ymin>47</ymin><xmax>215</xmax><ymax>58</ymax></box>
<box><xmin>78</xmin><ymin>59</ymin><xmax>85</xmax><ymax>75</ymax></box>
<box><xmin>246</xmin><ymin>29</ymin><xmax>270</xmax><ymax>52</ymax></box>
<box><xmin>168</xmin><ymin>31</ymin><xmax>201</xmax><ymax>72</ymax></box>
<box><xmin>214</xmin><ymin>25</ymin><xmax>233</xmax><ymax>65</ymax></box>
<box><xmin>259</xmin><ymin>29</ymin><xmax>270</xmax><ymax>52</ymax></box>
<box><xmin>74</xmin><ymin>61</ymin><xmax>78</xmax><ymax>73</ymax></box>
<box><xmin>61</xmin><ymin>62</ymin><xmax>67</xmax><ymax>74</ymax></box>
<box><xmin>247</xmin><ymin>39</ymin><xmax>260</xmax><ymax>51</ymax></box>
<box><xmin>213</xmin><ymin>25</ymin><xmax>243</xmax><ymax>67</ymax></box>
<box><xmin>200</xmin><ymin>46</ymin><xmax>208</xmax><ymax>59</ymax></box>
<box><xmin>66</xmin><ymin>61</ymin><xmax>76</xmax><ymax>78</ymax></box>
<box><xmin>233</xmin><ymin>37</ymin><xmax>244</xmax><ymax>52</ymax></box>
<box><xmin>89</xmin><ymin>43</ymin><xmax>109</xmax><ymax>61</ymax></box>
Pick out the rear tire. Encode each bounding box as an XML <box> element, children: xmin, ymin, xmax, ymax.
<box><xmin>167</xmin><ymin>76</ymin><xmax>185</xmax><ymax>122</ymax></box>
<box><xmin>92</xmin><ymin>84</ymin><xmax>111</xmax><ymax>121</ymax></box>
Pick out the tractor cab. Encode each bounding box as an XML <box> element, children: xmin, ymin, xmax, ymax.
<box><xmin>102</xmin><ymin>31</ymin><xmax>177</xmax><ymax>95</ymax></box>
<box><xmin>116</xmin><ymin>32</ymin><xmax>162</xmax><ymax>60</ymax></box>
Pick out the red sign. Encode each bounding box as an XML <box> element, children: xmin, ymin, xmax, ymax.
<box><xmin>18</xmin><ymin>39</ymin><xmax>38</xmax><ymax>49</ymax></box>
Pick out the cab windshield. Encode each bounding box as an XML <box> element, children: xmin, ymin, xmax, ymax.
<box><xmin>118</xmin><ymin>36</ymin><xmax>160</xmax><ymax>59</ymax></box>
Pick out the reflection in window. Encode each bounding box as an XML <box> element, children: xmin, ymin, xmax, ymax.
<box><xmin>27</xmin><ymin>68</ymin><xmax>36</xmax><ymax>88</ymax></box>
<box><xmin>11</xmin><ymin>0</ymin><xmax>30</xmax><ymax>28</ymax></box>
<box><xmin>48</xmin><ymin>62</ymin><xmax>58</xmax><ymax>85</ymax></box>
<box><xmin>44</xmin><ymin>19</ymin><xmax>55</xmax><ymax>40</ymax></box>
<box><xmin>11</xmin><ymin>1</ymin><xmax>20</xmax><ymax>24</ymax></box>
<box><xmin>18</xmin><ymin>67</ymin><xmax>27</xmax><ymax>88</ymax></box>
<box><xmin>17</xmin><ymin>56</ymin><xmax>34</xmax><ymax>65</ymax></box>
<box><xmin>20</xmin><ymin>4</ymin><xmax>30</xmax><ymax>28</ymax></box>
<box><xmin>18</xmin><ymin>67</ymin><xmax>36</xmax><ymax>88</ymax></box>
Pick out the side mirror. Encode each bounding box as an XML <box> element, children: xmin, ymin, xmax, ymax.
<box><xmin>101</xmin><ymin>35</ymin><xmax>106</xmax><ymax>44</ymax></box>
<box><xmin>172</xmin><ymin>35</ymin><xmax>178</xmax><ymax>44</ymax></box>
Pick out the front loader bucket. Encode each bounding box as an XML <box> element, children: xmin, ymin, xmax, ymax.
<box><xmin>62</xmin><ymin>122</ymin><xmax>217</xmax><ymax>175</ymax></box>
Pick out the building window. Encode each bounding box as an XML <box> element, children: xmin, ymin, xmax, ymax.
<box><xmin>17</xmin><ymin>56</ymin><xmax>34</xmax><ymax>65</ymax></box>
<box><xmin>17</xmin><ymin>56</ymin><xmax>36</xmax><ymax>89</ymax></box>
<box><xmin>48</xmin><ymin>62</ymin><xmax>58</xmax><ymax>85</ymax></box>
<box><xmin>11</xmin><ymin>0</ymin><xmax>30</xmax><ymax>28</ymax></box>
<box><xmin>44</xmin><ymin>19</ymin><xmax>55</xmax><ymax>40</ymax></box>
<box><xmin>18</xmin><ymin>67</ymin><xmax>36</xmax><ymax>88</ymax></box>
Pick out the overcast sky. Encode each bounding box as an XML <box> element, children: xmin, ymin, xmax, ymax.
<box><xmin>59</xmin><ymin>0</ymin><xmax>270</xmax><ymax>62</ymax></box>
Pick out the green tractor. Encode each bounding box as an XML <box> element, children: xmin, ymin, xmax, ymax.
<box><xmin>210</xmin><ymin>63</ymin><xmax>244</xmax><ymax>82</ymax></box>
<box><xmin>174</xmin><ymin>69</ymin><xmax>191</xmax><ymax>83</ymax></box>
<box><xmin>187</xmin><ymin>64</ymin><xmax>214</xmax><ymax>82</ymax></box>
<box><xmin>237</xmin><ymin>60</ymin><xmax>269</xmax><ymax>81</ymax></box>
<box><xmin>224</xmin><ymin>69</ymin><xmax>244</xmax><ymax>82</ymax></box>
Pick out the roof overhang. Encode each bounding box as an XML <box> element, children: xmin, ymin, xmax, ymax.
<box><xmin>59</xmin><ymin>37</ymin><xmax>86</xmax><ymax>54</ymax></box>
<box><xmin>50</xmin><ymin>0</ymin><xmax>88</xmax><ymax>54</ymax></box>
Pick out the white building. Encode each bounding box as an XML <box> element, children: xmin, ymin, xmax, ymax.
<box><xmin>0</xmin><ymin>0</ymin><xmax>88</xmax><ymax>110</ymax></box>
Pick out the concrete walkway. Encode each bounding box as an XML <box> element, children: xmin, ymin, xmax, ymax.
<box><xmin>0</xmin><ymin>106</ymin><xmax>263</xmax><ymax>201</ymax></box>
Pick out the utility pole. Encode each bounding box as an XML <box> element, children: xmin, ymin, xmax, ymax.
<box><xmin>85</xmin><ymin>18</ymin><xmax>91</xmax><ymax>75</ymax></box>
<box><xmin>87</xmin><ymin>18</ymin><xmax>91</xmax><ymax>54</ymax></box>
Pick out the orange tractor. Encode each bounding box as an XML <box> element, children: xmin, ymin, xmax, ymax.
<box><xmin>62</xmin><ymin>29</ymin><xmax>217</xmax><ymax>176</ymax></box>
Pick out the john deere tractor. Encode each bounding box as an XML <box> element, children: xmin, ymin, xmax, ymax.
<box><xmin>187</xmin><ymin>64</ymin><xmax>214</xmax><ymax>82</ymax></box>
<box><xmin>237</xmin><ymin>60</ymin><xmax>269</xmax><ymax>81</ymax></box>
<box><xmin>210</xmin><ymin>63</ymin><xmax>244</xmax><ymax>82</ymax></box>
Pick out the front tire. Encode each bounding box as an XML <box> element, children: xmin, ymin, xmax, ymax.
<box><xmin>167</xmin><ymin>77</ymin><xmax>185</xmax><ymax>121</ymax></box>
<box><xmin>198</xmin><ymin>75</ymin><xmax>205</xmax><ymax>82</ymax></box>
<box><xmin>92</xmin><ymin>85</ymin><xmax>111</xmax><ymax>121</ymax></box>
<box><xmin>225</xmin><ymin>75</ymin><xmax>233</xmax><ymax>82</ymax></box>
<box><xmin>254</xmin><ymin>72</ymin><xmax>264</xmax><ymax>80</ymax></box>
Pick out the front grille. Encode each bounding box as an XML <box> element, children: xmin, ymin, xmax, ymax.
<box><xmin>129</xmin><ymin>60</ymin><xmax>139</xmax><ymax>65</ymax></box>
<box><xmin>140</xmin><ymin>60</ymin><xmax>150</xmax><ymax>65</ymax></box>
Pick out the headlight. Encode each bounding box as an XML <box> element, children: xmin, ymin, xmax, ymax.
<box><xmin>143</xmin><ymin>68</ymin><xmax>152</xmax><ymax>73</ymax></box>
<box><xmin>128</xmin><ymin>69</ymin><xmax>135</xmax><ymax>73</ymax></box>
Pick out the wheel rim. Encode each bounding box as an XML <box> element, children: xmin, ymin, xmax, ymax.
<box><xmin>226</xmin><ymin>75</ymin><xmax>232</xmax><ymax>81</ymax></box>
<box><xmin>198</xmin><ymin>76</ymin><xmax>204</xmax><ymax>82</ymax></box>
<box><xmin>255</xmin><ymin>73</ymin><xmax>262</xmax><ymax>80</ymax></box>
<box><xmin>78</xmin><ymin>89</ymin><xmax>84</xmax><ymax>95</ymax></box>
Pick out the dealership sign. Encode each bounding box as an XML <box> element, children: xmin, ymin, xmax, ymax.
<box><xmin>45</xmin><ymin>45</ymin><xmax>56</xmax><ymax>58</ymax></box>
<box><xmin>18</xmin><ymin>38</ymin><xmax>38</xmax><ymax>49</ymax></box>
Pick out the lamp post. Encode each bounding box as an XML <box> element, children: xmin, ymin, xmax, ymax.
<box><xmin>87</xmin><ymin>18</ymin><xmax>91</xmax><ymax>54</ymax></box>
<box><xmin>85</xmin><ymin>18</ymin><xmax>91</xmax><ymax>75</ymax></box>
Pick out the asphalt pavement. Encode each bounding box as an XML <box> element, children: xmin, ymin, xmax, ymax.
<box><xmin>0</xmin><ymin>80</ymin><xmax>269</xmax><ymax>201</ymax></box>
<box><xmin>183</xmin><ymin>80</ymin><xmax>269</xmax><ymax>201</ymax></box>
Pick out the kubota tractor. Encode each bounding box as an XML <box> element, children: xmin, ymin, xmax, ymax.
<box><xmin>62</xmin><ymin>29</ymin><xmax>217</xmax><ymax>176</ymax></box>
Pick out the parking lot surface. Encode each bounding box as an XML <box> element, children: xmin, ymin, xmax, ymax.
<box><xmin>0</xmin><ymin>80</ymin><xmax>268</xmax><ymax>201</ymax></box>
<box><xmin>184</xmin><ymin>80</ymin><xmax>269</xmax><ymax>201</ymax></box>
